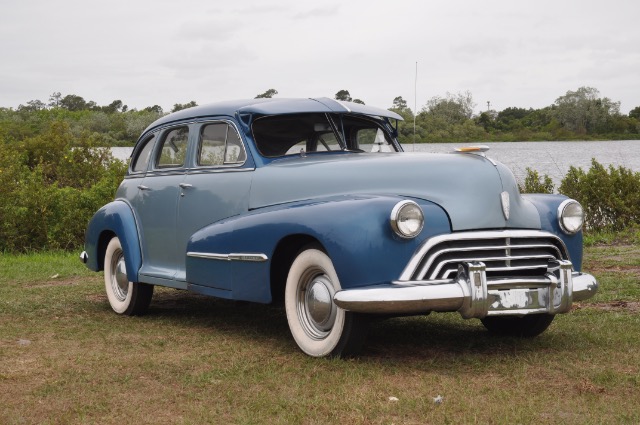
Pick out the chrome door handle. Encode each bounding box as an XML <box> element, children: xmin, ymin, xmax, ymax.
<box><xmin>179</xmin><ymin>183</ymin><xmax>193</xmax><ymax>189</ymax></box>
<box><xmin>137</xmin><ymin>185</ymin><xmax>150</xmax><ymax>190</ymax></box>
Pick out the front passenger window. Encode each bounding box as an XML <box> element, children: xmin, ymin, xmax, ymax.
<box><xmin>199</xmin><ymin>123</ymin><xmax>246</xmax><ymax>166</ymax></box>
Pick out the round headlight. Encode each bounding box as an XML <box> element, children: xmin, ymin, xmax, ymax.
<box><xmin>558</xmin><ymin>199</ymin><xmax>584</xmax><ymax>234</ymax></box>
<box><xmin>390</xmin><ymin>200</ymin><xmax>424</xmax><ymax>238</ymax></box>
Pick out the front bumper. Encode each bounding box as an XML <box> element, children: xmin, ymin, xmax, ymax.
<box><xmin>333</xmin><ymin>260</ymin><xmax>598</xmax><ymax>318</ymax></box>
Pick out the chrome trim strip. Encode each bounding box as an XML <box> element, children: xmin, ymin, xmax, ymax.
<box><xmin>429</xmin><ymin>253</ymin><xmax>556</xmax><ymax>280</ymax></box>
<box><xmin>400</xmin><ymin>230</ymin><xmax>569</xmax><ymax>281</ymax></box>
<box><xmin>439</xmin><ymin>263</ymin><xmax>550</xmax><ymax>280</ymax></box>
<box><xmin>187</xmin><ymin>252</ymin><xmax>268</xmax><ymax>262</ymax></box>
<box><xmin>186</xmin><ymin>167</ymin><xmax>255</xmax><ymax>175</ymax></box>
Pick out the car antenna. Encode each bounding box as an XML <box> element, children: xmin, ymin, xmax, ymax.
<box><xmin>413</xmin><ymin>61</ymin><xmax>417</xmax><ymax>152</ymax></box>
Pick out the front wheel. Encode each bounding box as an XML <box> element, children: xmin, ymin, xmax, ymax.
<box><xmin>104</xmin><ymin>237</ymin><xmax>153</xmax><ymax>316</ymax></box>
<box><xmin>285</xmin><ymin>247</ymin><xmax>367</xmax><ymax>357</ymax></box>
<box><xmin>481</xmin><ymin>314</ymin><xmax>555</xmax><ymax>337</ymax></box>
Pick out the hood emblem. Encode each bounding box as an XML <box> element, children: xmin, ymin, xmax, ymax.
<box><xmin>500</xmin><ymin>191</ymin><xmax>510</xmax><ymax>220</ymax></box>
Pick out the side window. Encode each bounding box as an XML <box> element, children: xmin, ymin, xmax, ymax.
<box><xmin>157</xmin><ymin>126</ymin><xmax>189</xmax><ymax>168</ymax></box>
<box><xmin>198</xmin><ymin>123</ymin><xmax>246</xmax><ymax>166</ymax></box>
<box><xmin>131</xmin><ymin>135</ymin><xmax>156</xmax><ymax>173</ymax></box>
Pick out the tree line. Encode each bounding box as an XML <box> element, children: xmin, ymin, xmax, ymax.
<box><xmin>1</xmin><ymin>87</ymin><xmax>639</xmax><ymax>147</ymax></box>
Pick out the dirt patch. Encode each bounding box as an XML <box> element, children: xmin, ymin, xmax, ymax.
<box><xmin>25</xmin><ymin>276</ymin><xmax>86</xmax><ymax>288</ymax></box>
<box><xmin>574</xmin><ymin>300</ymin><xmax>640</xmax><ymax>313</ymax></box>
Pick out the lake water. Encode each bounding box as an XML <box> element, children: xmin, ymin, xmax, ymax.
<box><xmin>111</xmin><ymin>140</ymin><xmax>640</xmax><ymax>186</ymax></box>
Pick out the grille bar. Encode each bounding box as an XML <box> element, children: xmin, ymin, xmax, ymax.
<box><xmin>400</xmin><ymin>230</ymin><xmax>570</xmax><ymax>282</ymax></box>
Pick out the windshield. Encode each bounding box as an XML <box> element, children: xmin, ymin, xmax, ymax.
<box><xmin>251</xmin><ymin>113</ymin><xmax>399</xmax><ymax>157</ymax></box>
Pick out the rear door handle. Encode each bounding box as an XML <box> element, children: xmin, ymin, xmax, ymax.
<box><xmin>179</xmin><ymin>183</ymin><xmax>193</xmax><ymax>189</ymax></box>
<box><xmin>137</xmin><ymin>185</ymin><xmax>150</xmax><ymax>191</ymax></box>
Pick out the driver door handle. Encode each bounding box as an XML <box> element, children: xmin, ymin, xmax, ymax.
<box><xmin>179</xmin><ymin>183</ymin><xmax>193</xmax><ymax>189</ymax></box>
<box><xmin>137</xmin><ymin>185</ymin><xmax>150</xmax><ymax>191</ymax></box>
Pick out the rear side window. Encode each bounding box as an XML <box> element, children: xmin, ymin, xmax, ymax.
<box><xmin>157</xmin><ymin>126</ymin><xmax>189</xmax><ymax>168</ymax></box>
<box><xmin>131</xmin><ymin>135</ymin><xmax>156</xmax><ymax>173</ymax></box>
<box><xmin>199</xmin><ymin>123</ymin><xmax>247</xmax><ymax>166</ymax></box>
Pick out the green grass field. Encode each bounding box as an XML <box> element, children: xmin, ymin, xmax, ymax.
<box><xmin>1</xmin><ymin>243</ymin><xmax>639</xmax><ymax>424</ymax></box>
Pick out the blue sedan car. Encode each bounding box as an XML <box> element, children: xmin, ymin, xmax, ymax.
<box><xmin>82</xmin><ymin>98</ymin><xmax>597</xmax><ymax>357</ymax></box>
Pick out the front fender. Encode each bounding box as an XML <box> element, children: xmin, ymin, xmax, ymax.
<box><xmin>84</xmin><ymin>200</ymin><xmax>142</xmax><ymax>282</ymax></box>
<box><xmin>186</xmin><ymin>195</ymin><xmax>451</xmax><ymax>302</ymax></box>
<box><xmin>522</xmin><ymin>194</ymin><xmax>584</xmax><ymax>270</ymax></box>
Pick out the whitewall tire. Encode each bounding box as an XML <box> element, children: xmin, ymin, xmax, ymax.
<box><xmin>285</xmin><ymin>247</ymin><xmax>367</xmax><ymax>357</ymax></box>
<box><xmin>104</xmin><ymin>237</ymin><xmax>153</xmax><ymax>316</ymax></box>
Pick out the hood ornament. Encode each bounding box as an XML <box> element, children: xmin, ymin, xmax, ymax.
<box><xmin>500</xmin><ymin>191</ymin><xmax>510</xmax><ymax>220</ymax></box>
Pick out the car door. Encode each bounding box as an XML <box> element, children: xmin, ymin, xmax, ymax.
<box><xmin>134</xmin><ymin>125</ymin><xmax>189</xmax><ymax>284</ymax></box>
<box><xmin>175</xmin><ymin>121</ymin><xmax>253</xmax><ymax>285</ymax></box>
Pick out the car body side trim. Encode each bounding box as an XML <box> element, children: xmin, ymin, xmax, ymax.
<box><xmin>187</xmin><ymin>252</ymin><xmax>269</xmax><ymax>262</ymax></box>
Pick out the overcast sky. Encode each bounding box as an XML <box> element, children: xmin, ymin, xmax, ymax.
<box><xmin>1</xmin><ymin>0</ymin><xmax>639</xmax><ymax>114</ymax></box>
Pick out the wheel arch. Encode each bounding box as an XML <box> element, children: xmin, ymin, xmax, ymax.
<box><xmin>84</xmin><ymin>200</ymin><xmax>142</xmax><ymax>282</ymax></box>
<box><xmin>270</xmin><ymin>234</ymin><xmax>324</xmax><ymax>304</ymax></box>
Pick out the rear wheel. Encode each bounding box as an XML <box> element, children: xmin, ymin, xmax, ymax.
<box><xmin>481</xmin><ymin>314</ymin><xmax>555</xmax><ymax>337</ymax></box>
<box><xmin>285</xmin><ymin>246</ymin><xmax>367</xmax><ymax>357</ymax></box>
<box><xmin>104</xmin><ymin>237</ymin><xmax>153</xmax><ymax>316</ymax></box>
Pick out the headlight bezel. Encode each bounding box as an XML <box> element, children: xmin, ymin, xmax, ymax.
<box><xmin>390</xmin><ymin>200</ymin><xmax>424</xmax><ymax>239</ymax></box>
<box><xmin>557</xmin><ymin>199</ymin><xmax>584</xmax><ymax>235</ymax></box>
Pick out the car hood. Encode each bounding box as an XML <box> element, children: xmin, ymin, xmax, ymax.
<box><xmin>249</xmin><ymin>152</ymin><xmax>541</xmax><ymax>231</ymax></box>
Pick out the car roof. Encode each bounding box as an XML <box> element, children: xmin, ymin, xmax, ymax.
<box><xmin>140</xmin><ymin>97</ymin><xmax>403</xmax><ymax>137</ymax></box>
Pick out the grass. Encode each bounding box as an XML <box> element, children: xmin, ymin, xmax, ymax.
<box><xmin>1</xmin><ymin>241</ymin><xmax>639</xmax><ymax>424</ymax></box>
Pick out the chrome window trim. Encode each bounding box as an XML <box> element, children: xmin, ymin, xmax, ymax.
<box><xmin>398</xmin><ymin>230</ymin><xmax>570</xmax><ymax>282</ymax></box>
<box><xmin>186</xmin><ymin>167</ymin><xmax>255</xmax><ymax>175</ymax></box>
<box><xmin>187</xmin><ymin>252</ymin><xmax>268</xmax><ymax>262</ymax></box>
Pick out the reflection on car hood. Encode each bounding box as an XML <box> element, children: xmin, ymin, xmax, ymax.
<box><xmin>249</xmin><ymin>152</ymin><xmax>541</xmax><ymax>231</ymax></box>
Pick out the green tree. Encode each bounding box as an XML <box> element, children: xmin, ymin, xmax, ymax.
<box><xmin>144</xmin><ymin>105</ymin><xmax>164</xmax><ymax>114</ymax></box>
<box><xmin>553</xmin><ymin>87</ymin><xmax>620</xmax><ymax>134</ymax></box>
<box><xmin>171</xmin><ymin>101</ymin><xmax>198</xmax><ymax>113</ymax></box>
<box><xmin>17</xmin><ymin>99</ymin><xmax>46</xmax><ymax>112</ymax></box>
<box><xmin>334</xmin><ymin>90</ymin><xmax>352</xmax><ymax>102</ymax></box>
<box><xmin>60</xmin><ymin>94</ymin><xmax>96</xmax><ymax>111</ymax></box>
<box><xmin>48</xmin><ymin>92</ymin><xmax>62</xmax><ymax>108</ymax></box>
<box><xmin>629</xmin><ymin>106</ymin><xmax>640</xmax><ymax>120</ymax></box>
<box><xmin>255</xmin><ymin>89</ymin><xmax>278</xmax><ymax>99</ymax></box>
<box><xmin>393</xmin><ymin>96</ymin><xmax>408</xmax><ymax>109</ymax></box>
<box><xmin>102</xmin><ymin>99</ymin><xmax>127</xmax><ymax>113</ymax></box>
<box><xmin>421</xmin><ymin>91</ymin><xmax>475</xmax><ymax>125</ymax></box>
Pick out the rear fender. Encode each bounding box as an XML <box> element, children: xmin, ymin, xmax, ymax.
<box><xmin>84</xmin><ymin>200</ymin><xmax>142</xmax><ymax>282</ymax></box>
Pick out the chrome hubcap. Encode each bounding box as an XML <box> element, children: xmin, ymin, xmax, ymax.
<box><xmin>111</xmin><ymin>251</ymin><xmax>129</xmax><ymax>301</ymax></box>
<box><xmin>298</xmin><ymin>270</ymin><xmax>337</xmax><ymax>339</ymax></box>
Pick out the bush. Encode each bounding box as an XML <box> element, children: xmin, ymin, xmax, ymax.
<box><xmin>0</xmin><ymin>121</ymin><xmax>126</xmax><ymax>252</ymax></box>
<box><xmin>559</xmin><ymin>159</ymin><xmax>640</xmax><ymax>231</ymax></box>
<box><xmin>519</xmin><ymin>168</ymin><xmax>555</xmax><ymax>194</ymax></box>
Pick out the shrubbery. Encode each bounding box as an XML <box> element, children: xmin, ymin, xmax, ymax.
<box><xmin>1</xmin><ymin>119</ymin><xmax>638</xmax><ymax>252</ymax></box>
<box><xmin>0</xmin><ymin>121</ymin><xmax>126</xmax><ymax>251</ymax></box>
<box><xmin>520</xmin><ymin>160</ymin><xmax>640</xmax><ymax>231</ymax></box>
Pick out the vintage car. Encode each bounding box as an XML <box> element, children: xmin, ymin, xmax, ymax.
<box><xmin>81</xmin><ymin>97</ymin><xmax>598</xmax><ymax>357</ymax></box>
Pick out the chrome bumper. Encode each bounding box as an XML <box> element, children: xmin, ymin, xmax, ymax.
<box><xmin>333</xmin><ymin>260</ymin><xmax>598</xmax><ymax>318</ymax></box>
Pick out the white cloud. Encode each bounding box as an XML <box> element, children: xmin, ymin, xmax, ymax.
<box><xmin>1</xmin><ymin>0</ymin><xmax>639</xmax><ymax>113</ymax></box>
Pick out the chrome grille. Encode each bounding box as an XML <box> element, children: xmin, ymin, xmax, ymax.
<box><xmin>408</xmin><ymin>231</ymin><xmax>569</xmax><ymax>281</ymax></box>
